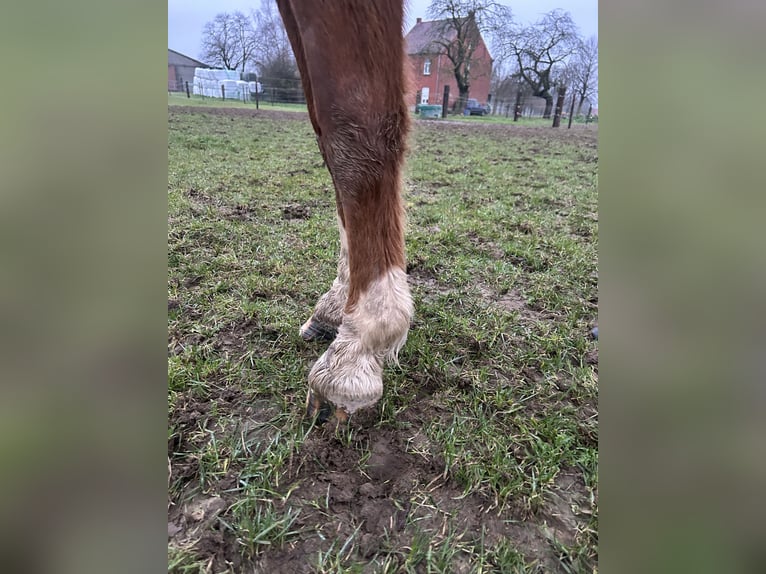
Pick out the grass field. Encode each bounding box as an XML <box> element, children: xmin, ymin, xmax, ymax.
<box><xmin>168</xmin><ymin>106</ymin><xmax>598</xmax><ymax>573</ymax></box>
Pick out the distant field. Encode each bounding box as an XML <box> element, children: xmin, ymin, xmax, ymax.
<box><xmin>168</xmin><ymin>105</ymin><xmax>598</xmax><ymax>573</ymax></box>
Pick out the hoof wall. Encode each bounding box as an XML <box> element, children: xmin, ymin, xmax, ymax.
<box><xmin>305</xmin><ymin>390</ymin><xmax>349</xmax><ymax>425</ymax></box>
<box><xmin>300</xmin><ymin>319</ymin><xmax>338</xmax><ymax>342</ymax></box>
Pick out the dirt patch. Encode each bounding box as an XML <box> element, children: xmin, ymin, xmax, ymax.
<box><xmin>212</xmin><ymin>316</ymin><xmax>281</xmax><ymax>358</ymax></box>
<box><xmin>220</xmin><ymin>203</ymin><xmax>260</xmax><ymax>221</ymax></box>
<box><xmin>246</xmin><ymin>395</ymin><xmax>591</xmax><ymax>572</ymax></box>
<box><xmin>184</xmin><ymin>186</ymin><xmax>264</xmax><ymax>223</ymax></box>
<box><xmin>282</xmin><ymin>203</ymin><xmax>312</xmax><ymax>220</ymax></box>
<box><xmin>474</xmin><ymin>281</ymin><xmax>542</xmax><ymax>321</ymax></box>
<box><xmin>497</xmin><ymin>290</ymin><xmax>528</xmax><ymax>312</ymax></box>
<box><xmin>185</xmin><ymin>186</ymin><xmax>212</xmax><ymax>204</ymax></box>
<box><xmin>169</xmin><ymin>394</ymin><xmax>284</xmax><ymax>570</ymax></box>
<box><xmin>466</xmin><ymin>230</ymin><xmax>505</xmax><ymax>259</ymax></box>
<box><xmin>406</xmin><ymin>258</ymin><xmax>453</xmax><ymax>302</ymax></box>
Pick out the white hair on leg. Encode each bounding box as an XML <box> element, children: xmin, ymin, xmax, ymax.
<box><xmin>353</xmin><ymin>267</ymin><xmax>413</xmax><ymax>364</ymax></box>
<box><xmin>308</xmin><ymin>267</ymin><xmax>413</xmax><ymax>413</ymax></box>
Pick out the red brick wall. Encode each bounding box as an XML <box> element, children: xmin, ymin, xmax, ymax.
<box><xmin>407</xmin><ymin>38</ymin><xmax>492</xmax><ymax>111</ymax></box>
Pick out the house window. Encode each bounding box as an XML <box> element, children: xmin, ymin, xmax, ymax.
<box><xmin>423</xmin><ymin>60</ymin><xmax>431</xmax><ymax>75</ymax></box>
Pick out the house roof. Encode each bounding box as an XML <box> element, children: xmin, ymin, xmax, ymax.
<box><xmin>404</xmin><ymin>19</ymin><xmax>458</xmax><ymax>55</ymax></box>
<box><xmin>168</xmin><ymin>49</ymin><xmax>210</xmax><ymax>68</ymax></box>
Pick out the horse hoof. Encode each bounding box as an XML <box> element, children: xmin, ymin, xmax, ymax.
<box><xmin>300</xmin><ymin>319</ymin><xmax>338</xmax><ymax>342</ymax></box>
<box><xmin>305</xmin><ymin>390</ymin><xmax>349</xmax><ymax>425</ymax></box>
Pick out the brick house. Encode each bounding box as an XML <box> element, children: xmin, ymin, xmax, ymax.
<box><xmin>168</xmin><ymin>49</ymin><xmax>210</xmax><ymax>92</ymax></box>
<box><xmin>404</xmin><ymin>17</ymin><xmax>493</xmax><ymax>111</ymax></box>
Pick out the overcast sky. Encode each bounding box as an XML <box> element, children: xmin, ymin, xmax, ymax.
<box><xmin>168</xmin><ymin>0</ymin><xmax>597</xmax><ymax>63</ymax></box>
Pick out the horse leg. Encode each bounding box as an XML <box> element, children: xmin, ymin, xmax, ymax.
<box><xmin>277</xmin><ymin>0</ymin><xmax>413</xmax><ymax>422</ymax></box>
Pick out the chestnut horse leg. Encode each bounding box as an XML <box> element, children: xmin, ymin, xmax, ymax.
<box><xmin>277</xmin><ymin>0</ymin><xmax>413</xmax><ymax>421</ymax></box>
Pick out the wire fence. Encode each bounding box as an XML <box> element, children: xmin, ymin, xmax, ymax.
<box><xmin>490</xmin><ymin>96</ymin><xmax>598</xmax><ymax>124</ymax></box>
<box><xmin>169</xmin><ymin>76</ymin><xmax>307</xmax><ymax>106</ymax></box>
<box><xmin>169</xmin><ymin>75</ymin><xmax>597</xmax><ymax>125</ymax></box>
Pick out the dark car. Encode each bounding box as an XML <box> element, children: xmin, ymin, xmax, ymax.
<box><xmin>463</xmin><ymin>98</ymin><xmax>491</xmax><ymax>116</ymax></box>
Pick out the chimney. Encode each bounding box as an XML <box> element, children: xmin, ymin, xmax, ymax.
<box><xmin>416</xmin><ymin>17</ymin><xmax>422</xmax><ymax>24</ymax></box>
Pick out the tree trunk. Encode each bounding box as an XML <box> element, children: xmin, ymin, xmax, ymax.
<box><xmin>552</xmin><ymin>86</ymin><xmax>566</xmax><ymax>127</ymax></box>
<box><xmin>456</xmin><ymin>87</ymin><xmax>469</xmax><ymax>115</ymax></box>
<box><xmin>542</xmin><ymin>94</ymin><xmax>554</xmax><ymax>118</ymax></box>
<box><xmin>577</xmin><ymin>93</ymin><xmax>587</xmax><ymax>116</ymax></box>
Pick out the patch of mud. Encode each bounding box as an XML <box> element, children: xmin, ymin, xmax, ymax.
<box><xmin>248</xmin><ymin>404</ymin><xmax>594</xmax><ymax>573</ymax></box>
<box><xmin>170</xmin><ymin>378</ymin><xmax>596</xmax><ymax>573</ymax></box>
<box><xmin>184</xmin><ymin>186</ymin><xmax>213</xmax><ymax>204</ymax></box>
<box><xmin>406</xmin><ymin>258</ymin><xmax>453</xmax><ymax>302</ymax></box>
<box><xmin>282</xmin><ymin>203</ymin><xmax>311</xmax><ymax>220</ymax></box>
<box><xmin>169</xmin><ymin>395</ymin><xmax>283</xmax><ymax>571</ymax></box>
<box><xmin>168</xmin><ymin>315</ymin><xmax>284</xmax><ymax>359</ymax></box>
<box><xmin>585</xmin><ymin>349</ymin><xmax>598</xmax><ymax>367</ymax></box>
<box><xmin>182</xmin><ymin>275</ymin><xmax>204</xmax><ymax>288</ymax></box>
<box><xmin>220</xmin><ymin>203</ymin><xmax>259</xmax><ymax>221</ymax></box>
<box><xmin>168</xmin><ymin>495</ymin><xmax>249</xmax><ymax>571</ymax></box>
<box><xmin>466</xmin><ymin>231</ymin><xmax>505</xmax><ymax>259</ymax></box>
<box><xmin>475</xmin><ymin>281</ymin><xmax>541</xmax><ymax>320</ymax></box>
<box><xmin>167</xmin><ymin>331</ymin><xmax>206</xmax><ymax>356</ymax></box>
<box><xmin>183</xmin><ymin>184</ymin><xmax>267</xmax><ymax>224</ymax></box>
<box><xmin>212</xmin><ymin>317</ymin><xmax>281</xmax><ymax>358</ymax></box>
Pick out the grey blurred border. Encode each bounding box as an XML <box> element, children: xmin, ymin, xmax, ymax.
<box><xmin>0</xmin><ymin>1</ymin><xmax>167</xmax><ymax>573</ymax></box>
<box><xmin>601</xmin><ymin>0</ymin><xmax>766</xmax><ymax>572</ymax></box>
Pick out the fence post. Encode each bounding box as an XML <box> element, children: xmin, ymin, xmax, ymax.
<box><xmin>552</xmin><ymin>86</ymin><xmax>566</xmax><ymax>127</ymax></box>
<box><xmin>514</xmin><ymin>91</ymin><xmax>522</xmax><ymax>121</ymax></box>
<box><xmin>185</xmin><ymin>81</ymin><xmax>190</xmax><ymax>98</ymax></box>
<box><xmin>221</xmin><ymin>84</ymin><xmax>225</xmax><ymax>100</ymax></box>
<box><xmin>567</xmin><ymin>90</ymin><xmax>576</xmax><ymax>129</ymax></box>
<box><xmin>441</xmin><ymin>85</ymin><xmax>450</xmax><ymax>118</ymax></box>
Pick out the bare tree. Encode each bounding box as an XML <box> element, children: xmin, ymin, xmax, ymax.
<box><xmin>200</xmin><ymin>11</ymin><xmax>256</xmax><ymax>72</ymax></box>
<box><xmin>249</xmin><ymin>0</ymin><xmax>299</xmax><ymax>101</ymax></box>
<box><xmin>571</xmin><ymin>35</ymin><xmax>598</xmax><ymax>116</ymax></box>
<box><xmin>251</xmin><ymin>0</ymin><xmax>293</xmax><ymax>70</ymax></box>
<box><xmin>426</xmin><ymin>0</ymin><xmax>511</xmax><ymax>112</ymax></box>
<box><xmin>498</xmin><ymin>9</ymin><xmax>580</xmax><ymax>118</ymax></box>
